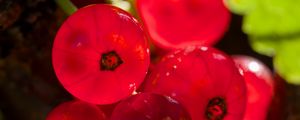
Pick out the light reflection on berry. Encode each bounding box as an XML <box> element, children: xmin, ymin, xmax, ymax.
<box><xmin>142</xmin><ymin>46</ymin><xmax>247</xmax><ymax>120</ymax></box>
<box><xmin>233</xmin><ymin>55</ymin><xmax>274</xmax><ymax>120</ymax></box>
<box><xmin>52</xmin><ymin>4</ymin><xmax>150</xmax><ymax>104</ymax></box>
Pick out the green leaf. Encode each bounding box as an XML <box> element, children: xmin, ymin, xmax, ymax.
<box><xmin>249</xmin><ymin>37</ymin><xmax>278</xmax><ymax>57</ymax></box>
<box><xmin>226</xmin><ymin>0</ymin><xmax>300</xmax><ymax>85</ymax></box>
<box><xmin>274</xmin><ymin>38</ymin><xmax>300</xmax><ymax>85</ymax></box>
<box><xmin>242</xmin><ymin>0</ymin><xmax>300</xmax><ymax>36</ymax></box>
<box><xmin>224</xmin><ymin>0</ymin><xmax>257</xmax><ymax>14</ymax></box>
<box><xmin>226</xmin><ymin>0</ymin><xmax>300</xmax><ymax>36</ymax></box>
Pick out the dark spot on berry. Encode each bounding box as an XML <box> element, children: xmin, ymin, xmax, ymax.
<box><xmin>205</xmin><ymin>97</ymin><xmax>227</xmax><ymax>120</ymax></box>
<box><xmin>100</xmin><ymin>50</ymin><xmax>123</xmax><ymax>71</ymax></box>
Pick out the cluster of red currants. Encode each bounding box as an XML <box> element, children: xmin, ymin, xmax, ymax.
<box><xmin>49</xmin><ymin>1</ymin><xmax>284</xmax><ymax>120</ymax></box>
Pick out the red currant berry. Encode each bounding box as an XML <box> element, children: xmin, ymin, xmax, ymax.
<box><xmin>110</xmin><ymin>93</ymin><xmax>191</xmax><ymax>120</ymax></box>
<box><xmin>136</xmin><ymin>0</ymin><xmax>231</xmax><ymax>50</ymax></box>
<box><xmin>99</xmin><ymin>103</ymin><xmax>119</xmax><ymax>118</ymax></box>
<box><xmin>142</xmin><ymin>46</ymin><xmax>247</xmax><ymax>120</ymax></box>
<box><xmin>52</xmin><ymin>4</ymin><xmax>150</xmax><ymax>104</ymax></box>
<box><xmin>46</xmin><ymin>100</ymin><xmax>106</xmax><ymax>120</ymax></box>
<box><xmin>232</xmin><ymin>55</ymin><xmax>274</xmax><ymax>120</ymax></box>
<box><xmin>267</xmin><ymin>73</ymin><xmax>287</xmax><ymax>120</ymax></box>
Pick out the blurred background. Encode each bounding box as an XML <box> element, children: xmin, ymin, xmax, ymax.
<box><xmin>0</xmin><ymin>0</ymin><xmax>299</xmax><ymax>119</ymax></box>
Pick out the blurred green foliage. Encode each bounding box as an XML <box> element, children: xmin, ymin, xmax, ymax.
<box><xmin>274</xmin><ymin>38</ymin><xmax>300</xmax><ymax>84</ymax></box>
<box><xmin>225</xmin><ymin>0</ymin><xmax>300</xmax><ymax>84</ymax></box>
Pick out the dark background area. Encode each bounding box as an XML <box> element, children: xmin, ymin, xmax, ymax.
<box><xmin>0</xmin><ymin>0</ymin><xmax>299</xmax><ymax>119</ymax></box>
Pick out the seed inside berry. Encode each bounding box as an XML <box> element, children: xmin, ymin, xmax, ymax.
<box><xmin>206</xmin><ymin>97</ymin><xmax>227</xmax><ymax>120</ymax></box>
<box><xmin>100</xmin><ymin>50</ymin><xmax>123</xmax><ymax>71</ymax></box>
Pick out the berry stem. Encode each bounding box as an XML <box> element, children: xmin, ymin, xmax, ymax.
<box><xmin>55</xmin><ymin>0</ymin><xmax>77</xmax><ymax>15</ymax></box>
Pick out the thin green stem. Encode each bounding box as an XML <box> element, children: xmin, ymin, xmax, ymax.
<box><xmin>55</xmin><ymin>0</ymin><xmax>78</xmax><ymax>15</ymax></box>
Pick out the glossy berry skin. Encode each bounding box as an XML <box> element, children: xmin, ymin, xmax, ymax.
<box><xmin>136</xmin><ymin>0</ymin><xmax>231</xmax><ymax>50</ymax></box>
<box><xmin>46</xmin><ymin>100</ymin><xmax>106</xmax><ymax>120</ymax></box>
<box><xmin>110</xmin><ymin>93</ymin><xmax>191</xmax><ymax>120</ymax></box>
<box><xmin>142</xmin><ymin>46</ymin><xmax>247</xmax><ymax>120</ymax></box>
<box><xmin>52</xmin><ymin>4</ymin><xmax>150</xmax><ymax>104</ymax></box>
<box><xmin>232</xmin><ymin>55</ymin><xmax>274</xmax><ymax>120</ymax></box>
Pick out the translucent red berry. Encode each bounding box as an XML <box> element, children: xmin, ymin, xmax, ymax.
<box><xmin>110</xmin><ymin>93</ymin><xmax>191</xmax><ymax>120</ymax></box>
<box><xmin>46</xmin><ymin>100</ymin><xmax>106</xmax><ymax>120</ymax></box>
<box><xmin>142</xmin><ymin>46</ymin><xmax>247</xmax><ymax>120</ymax></box>
<box><xmin>232</xmin><ymin>55</ymin><xmax>274</xmax><ymax>120</ymax></box>
<box><xmin>52</xmin><ymin>4</ymin><xmax>150</xmax><ymax>104</ymax></box>
<box><xmin>136</xmin><ymin>0</ymin><xmax>231</xmax><ymax>50</ymax></box>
